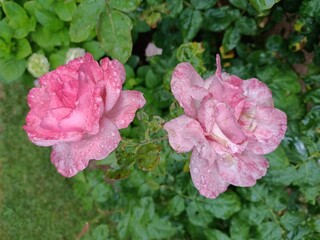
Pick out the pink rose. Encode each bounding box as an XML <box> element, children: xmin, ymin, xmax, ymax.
<box><xmin>24</xmin><ymin>53</ymin><xmax>146</xmax><ymax>177</ymax></box>
<box><xmin>164</xmin><ymin>55</ymin><xmax>287</xmax><ymax>199</ymax></box>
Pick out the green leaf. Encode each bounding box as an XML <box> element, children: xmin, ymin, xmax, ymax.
<box><xmin>179</xmin><ymin>8</ymin><xmax>203</xmax><ymax>41</ymax></box>
<box><xmin>280</xmin><ymin>212</ymin><xmax>305</xmax><ymax>232</ymax></box>
<box><xmin>222</xmin><ymin>27</ymin><xmax>241</xmax><ymax>51</ymax></box>
<box><xmin>204</xmin><ymin>229</ymin><xmax>231</xmax><ymax>240</ymax></box>
<box><xmin>2</xmin><ymin>2</ymin><xmax>36</xmax><ymax>39</ymax></box>
<box><xmin>294</xmin><ymin>160</ymin><xmax>320</xmax><ymax>185</ymax></box>
<box><xmin>136</xmin><ymin>143</ymin><xmax>161</xmax><ymax>171</ymax></box>
<box><xmin>250</xmin><ymin>0</ymin><xmax>280</xmax><ymax>12</ymax></box>
<box><xmin>32</xmin><ymin>27</ymin><xmax>69</xmax><ymax>50</ymax></box>
<box><xmin>35</xmin><ymin>9</ymin><xmax>64</xmax><ymax>31</ymax></box>
<box><xmin>266</xmin><ymin>166</ymin><xmax>300</xmax><ymax>186</ymax></box>
<box><xmin>2</xmin><ymin>2</ymin><xmax>29</xmax><ymax>28</ymax></box>
<box><xmin>98</xmin><ymin>9</ymin><xmax>133</xmax><ymax>63</ymax></box>
<box><xmin>300</xmin><ymin>0</ymin><xmax>320</xmax><ymax>18</ymax></box>
<box><xmin>15</xmin><ymin>39</ymin><xmax>32</xmax><ymax>60</ymax></box>
<box><xmin>230</xmin><ymin>214</ymin><xmax>250</xmax><ymax>240</ymax></box>
<box><xmin>108</xmin><ymin>0</ymin><xmax>141</xmax><ymax>12</ymax></box>
<box><xmin>205</xmin><ymin>191</ymin><xmax>241</xmax><ymax>220</ymax></box>
<box><xmin>256</xmin><ymin>222</ymin><xmax>281</xmax><ymax>240</ymax></box>
<box><xmin>176</xmin><ymin>42</ymin><xmax>206</xmax><ymax>75</ymax></box>
<box><xmin>83</xmin><ymin>41</ymin><xmax>105</xmax><ymax>60</ymax></box>
<box><xmin>0</xmin><ymin>58</ymin><xmax>26</xmax><ymax>83</ymax></box>
<box><xmin>83</xmin><ymin>224</ymin><xmax>110</xmax><ymax>240</ymax></box>
<box><xmin>235</xmin><ymin>17</ymin><xmax>257</xmax><ymax>35</ymax></box>
<box><xmin>167</xmin><ymin>0</ymin><xmax>183</xmax><ymax>17</ymax></box>
<box><xmin>54</xmin><ymin>0</ymin><xmax>77</xmax><ymax>22</ymax></box>
<box><xmin>266</xmin><ymin>146</ymin><xmax>289</xmax><ymax>169</ymax></box>
<box><xmin>0</xmin><ymin>39</ymin><xmax>11</xmax><ymax>58</ymax></box>
<box><xmin>273</xmin><ymin>93</ymin><xmax>305</xmax><ymax>120</ymax></box>
<box><xmin>299</xmin><ymin>185</ymin><xmax>320</xmax><ymax>204</ymax></box>
<box><xmin>69</xmin><ymin>0</ymin><xmax>106</xmax><ymax>42</ymax></box>
<box><xmin>243</xmin><ymin>204</ymin><xmax>271</xmax><ymax>225</ymax></box>
<box><xmin>204</xmin><ymin>7</ymin><xmax>240</xmax><ymax>32</ymax></box>
<box><xmin>186</xmin><ymin>200</ymin><xmax>213</xmax><ymax>227</ymax></box>
<box><xmin>145</xmin><ymin>68</ymin><xmax>162</xmax><ymax>89</ymax></box>
<box><xmin>257</xmin><ymin>65</ymin><xmax>301</xmax><ymax>94</ymax></box>
<box><xmin>229</xmin><ymin>0</ymin><xmax>249</xmax><ymax>10</ymax></box>
<box><xmin>0</xmin><ymin>20</ymin><xmax>13</xmax><ymax>42</ymax></box>
<box><xmin>167</xmin><ymin>195</ymin><xmax>185</xmax><ymax>217</ymax></box>
<box><xmin>49</xmin><ymin>48</ymin><xmax>68</xmax><ymax>69</ymax></box>
<box><xmin>106</xmin><ymin>167</ymin><xmax>133</xmax><ymax>180</ymax></box>
<box><xmin>313</xmin><ymin>218</ymin><xmax>320</xmax><ymax>233</ymax></box>
<box><xmin>190</xmin><ymin>0</ymin><xmax>217</xmax><ymax>10</ymax></box>
<box><xmin>147</xmin><ymin>217</ymin><xmax>175</xmax><ymax>240</ymax></box>
<box><xmin>237</xmin><ymin>183</ymin><xmax>268</xmax><ymax>202</ymax></box>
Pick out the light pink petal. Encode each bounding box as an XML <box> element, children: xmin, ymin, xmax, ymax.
<box><xmin>51</xmin><ymin>118</ymin><xmax>121</xmax><ymax>177</ymax></box>
<box><xmin>58</xmin><ymin>70</ymin><xmax>104</xmax><ymax>135</ymax></box>
<box><xmin>24</xmin><ymin>113</ymin><xmax>83</xmax><ymax>147</ymax></box>
<box><xmin>190</xmin><ymin>145</ymin><xmax>229</xmax><ymax>199</ymax></box>
<box><xmin>64</xmin><ymin>53</ymin><xmax>93</xmax><ymax>71</ymax></box>
<box><xmin>171</xmin><ymin>63</ymin><xmax>208</xmax><ymax>118</ymax></box>
<box><xmin>210</xmin><ymin>123</ymin><xmax>247</xmax><ymax>154</ymax></box>
<box><xmin>27</xmin><ymin>87</ymin><xmax>49</xmax><ymax>110</ymax></box>
<box><xmin>248</xmin><ymin>106</ymin><xmax>287</xmax><ymax>154</ymax></box>
<box><xmin>164</xmin><ymin>115</ymin><xmax>206</xmax><ymax>153</ymax></box>
<box><xmin>215</xmin><ymin>103</ymin><xmax>246</xmax><ymax>144</ymax></box>
<box><xmin>222</xmin><ymin>76</ymin><xmax>245</xmax><ymax>108</ymax></box>
<box><xmin>78</xmin><ymin>58</ymin><xmax>103</xmax><ymax>85</ymax></box>
<box><xmin>215</xmin><ymin>54</ymin><xmax>222</xmax><ymax>78</ymax></box>
<box><xmin>100</xmin><ymin>58</ymin><xmax>126</xmax><ymax>112</ymax></box>
<box><xmin>41</xmin><ymin>107</ymin><xmax>72</xmax><ymax>132</ymax></box>
<box><xmin>198</xmin><ymin>97</ymin><xmax>216</xmax><ymax>134</ymax></box>
<box><xmin>106</xmin><ymin>90</ymin><xmax>146</xmax><ymax>129</ymax></box>
<box><xmin>207</xmin><ymin>76</ymin><xmax>224</xmax><ymax>102</ymax></box>
<box><xmin>242</xmin><ymin>79</ymin><xmax>274</xmax><ymax>107</ymax></box>
<box><xmin>216</xmin><ymin>150</ymin><xmax>269</xmax><ymax>187</ymax></box>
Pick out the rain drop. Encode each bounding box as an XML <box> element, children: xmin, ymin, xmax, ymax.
<box><xmin>111</xmin><ymin>132</ymin><xmax>116</xmax><ymax>137</ymax></box>
<box><xmin>192</xmin><ymin>167</ymin><xmax>200</xmax><ymax>174</ymax></box>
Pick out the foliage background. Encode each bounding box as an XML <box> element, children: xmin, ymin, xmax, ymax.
<box><xmin>0</xmin><ymin>0</ymin><xmax>320</xmax><ymax>239</ymax></box>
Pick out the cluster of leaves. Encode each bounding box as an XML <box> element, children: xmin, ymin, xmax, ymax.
<box><xmin>1</xmin><ymin>0</ymin><xmax>319</xmax><ymax>239</ymax></box>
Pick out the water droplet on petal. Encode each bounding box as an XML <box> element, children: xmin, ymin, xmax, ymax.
<box><xmin>192</xmin><ymin>167</ymin><xmax>199</xmax><ymax>174</ymax></box>
<box><xmin>111</xmin><ymin>132</ymin><xmax>115</xmax><ymax>137</ymax></box>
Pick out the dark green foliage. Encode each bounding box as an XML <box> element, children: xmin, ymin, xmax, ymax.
<box><xmin>0</xmin><ymin>0</ymin><xmax>319</xmax><ymax>239</ymax></box>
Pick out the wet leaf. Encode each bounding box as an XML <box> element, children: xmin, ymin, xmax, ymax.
<box><xmin>98</xmin><ymin>9</ymin><xmax>133</xmax><ymax>63</ymax></box>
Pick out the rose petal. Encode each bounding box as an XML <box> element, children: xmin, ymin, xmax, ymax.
<box><xmin>242</xmin><ymin>79</ymin><xmax>274</xmax><ymax>107</ymax></box>
<box><xmin>207</xmin><ymin>75</ymin><xmax>224</xmax><ymax>102</ymax></box>
<box><xmin>190</xmin><ymin>145</ymin><xmax>229</xmax><ymax>199</ymax></box>
<box><xmin>215</xmin><ymin>103</ymin><xmax>246</xmax><ymax>144</ymax></box>
<box><xmin>215</xmin><ymin>54</ymin><xmax>222</xmax><ymax>78</ymax></box>
<box><xmin>106</xmin><ymin>90</ymin><xmax>145</xmax><ymax>129</ymax></box>
<box><xmin>51</xmin><ymin>118</ymin><xmax>121</xmax><ymax>177</ymax></box>
<box><xmin>198</xmin><ymin>97</ymin><xmax>216</xmax><ymax>134</ymax></box>
<box><xmin>58</xmin><ymin>70</ymin><xmax>103</xmax><ymax>135</ymax></box>
<box><xmin>100</xmin><ymin>58</ymin><xmax>126</xmax><ymax>112</ymax></box>
<box><xmin>171</xmin><ymin>63</ymin><xmax>208</xmax><ymax>118</ymax></box>
<box><xmin>217</xmin><ymin>150</ymin><xmax>269</xmax><ymax>186</ymax></box>
<box><xmin>24</xmin><ymin>113</ymin><xmax>83</xmax><ymax>146</ymax></box>
<box><xmin>248</xmin><ymin>106</ymin><xmax>287</xmax><ymax>154</ymax></box>
<box><xmin>164</xmin><ymin>115</ymin><xmax>206</xmax><ymax>153</ymax></box>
